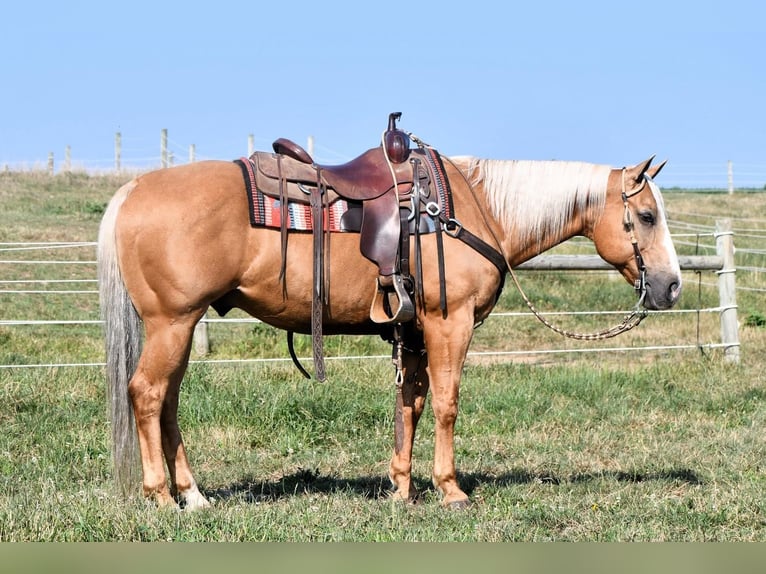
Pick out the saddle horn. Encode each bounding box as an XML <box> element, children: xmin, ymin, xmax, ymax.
<box><xmin>384</xmin><ymin>112</ymin><xmax>410</xmax><ymax>164</ymax></box>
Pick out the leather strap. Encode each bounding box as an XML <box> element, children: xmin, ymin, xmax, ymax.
<box><xmin>323</xmin><ymin>173</ymin><xmax>332</xmax><ymax>305</ymax></box>
<box><xmin>287</xmin><ymin>331</ymin><xmax>310</xmax><ymax>379</ymax></box>
<box><xmin>277</xmin><ymin>154</ymin><xmax>289</xmax><ymax>293</ymax></box>
<box><xmin>309</xmin><ymin>176</ymin><xmax>326</xmax><ymax>382</ymax></box>
<box><xmin>442</xmin><ymin>216</ymin><xmax>508</xmax><ymax>278</ymax></box>
<box><xmin>413</xmin><ymin>206</ymin><xmax>424</xmax><ymax>307</ymax></box>
<box><xmin>434</xmin><ymin>213</ymin><xmax>448</xmax><ymax>316</ymax></box>
<box><xmin>399</xmin><ymin>208</ymin><xmax>411</xmax><ymax>294</ymax></box>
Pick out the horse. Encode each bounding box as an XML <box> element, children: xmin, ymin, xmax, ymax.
<box><xmin>97</xmin><ymin>144</ymin><xmax>681</xmax><ymax>510</ymax></box>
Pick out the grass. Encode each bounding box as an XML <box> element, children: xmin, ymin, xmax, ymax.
<box><xmin>1</xmin><ymin>170</ymin><xmax>765</xmax><ymax>541</ymax></box>
<box><xmin>3</xmin><ymin>360</ymin><xmax>765</xmax><ymax>541</ymax></box>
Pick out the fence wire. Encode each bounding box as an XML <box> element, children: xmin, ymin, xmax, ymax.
<box><xmin>0</xmin><ymin>226</ymin><xmax>758</xmax><ymax>369</ymax></box>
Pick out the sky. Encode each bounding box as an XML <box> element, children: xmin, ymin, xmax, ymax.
<box><xmin>1</xmin><ymin>0</ymin><xmax>763</xmax><ymax>188</ymax></box>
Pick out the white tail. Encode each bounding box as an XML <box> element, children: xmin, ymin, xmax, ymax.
<box><xmin>97</xmin><ymin>180</ymin><xmax>142</xmax><ymax>496</ymax></box>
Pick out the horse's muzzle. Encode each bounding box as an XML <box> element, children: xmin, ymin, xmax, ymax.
<box><xmin>643</xmin><ymin>272</ymin><xmax>682</xmax><ymax>310</ymax></box>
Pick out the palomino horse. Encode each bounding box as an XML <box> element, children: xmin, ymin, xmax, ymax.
<box><xmin>98</xmin><ymin>147</ymin><xmax>681</xmax><ymax>510</ymax></box>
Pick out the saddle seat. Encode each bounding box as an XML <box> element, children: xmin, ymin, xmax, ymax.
<box><xmin>270</xmin><ymin>137</ymin><xmax>414</xmax><ymax>202</ymax></box>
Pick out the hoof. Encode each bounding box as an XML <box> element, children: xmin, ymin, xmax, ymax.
<box><xmin>180</xmin><ymin>488</ymin><xmax>211</xmax><ymax>511</ymax></box>
<box><xmin>445</xmin><ymin>498</ymin><xmax>471</xmax><ymax>510</ymax></box>
<box><xmin>390</xmin><ymin>488</ymin><xmax>419</xmax><ymax>505</ymax></box>
<box><xmin>153</xmin><ymin>490</ymin><xmax>179</xmax><ymax>510</ymax></box>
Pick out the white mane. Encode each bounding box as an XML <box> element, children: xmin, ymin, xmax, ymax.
<box><xmin>468</xmin><ymin>159</ymin><xmax>612</xmax><ymax>242</ymax></box>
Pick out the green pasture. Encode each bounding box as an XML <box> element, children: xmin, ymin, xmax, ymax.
<box><xmin>0</xmin><ymin>170</ymin><xmax>764</xmax><ymax>541</ymax></box>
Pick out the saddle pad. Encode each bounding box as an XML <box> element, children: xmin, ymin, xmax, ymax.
<box><xmin>236</xmin><ymin>157</ymin><xmax>352</xmax><ymax>232</ymax></box>
<box><xmin>254</xmin><ymin>191</ymin><xmax>351</xmax><ymax>231</ymax></box>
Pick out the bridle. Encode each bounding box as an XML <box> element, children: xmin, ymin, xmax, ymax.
<box><xmin>621</xmin><ymin>168</ymin><xmax>649</xmax><ymax>307</ymax></box>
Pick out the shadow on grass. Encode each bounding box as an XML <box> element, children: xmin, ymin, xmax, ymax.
<box><xmin>203</xmin><ymin>467</ymin><xmax>702</xmax><ymax>505</ymax></box>
<box><xmin>460</xmin><ymin>467</ymin><xmax>702</xmax><ymax>494</ymax></box>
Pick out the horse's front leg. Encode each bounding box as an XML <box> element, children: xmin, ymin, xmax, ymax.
<box><xmin>423</xmin><ymin>313</ymin><xmax>474</xmax><ymax>508</ymax></box>
<box><xmin>388</xmin><ymin>347</ymin><xmax>429</xmax><ymax>502</ymax></box>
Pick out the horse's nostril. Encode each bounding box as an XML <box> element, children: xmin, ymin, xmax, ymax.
<box><xmin>669</xmin><ymin>281</ymin><xmax>681</xmax><ymax>300</ymax></box>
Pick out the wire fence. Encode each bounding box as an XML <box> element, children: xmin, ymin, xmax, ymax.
<box><xmin>1</xmin><ymin>219</ymin><xmax>762</xmax><ymax>370</ymax></box>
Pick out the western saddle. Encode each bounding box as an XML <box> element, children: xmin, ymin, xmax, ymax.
<box><xmin>251</xmin><ymin>112</ymin><xmax>422</xmax><ymax>327</ymax></box>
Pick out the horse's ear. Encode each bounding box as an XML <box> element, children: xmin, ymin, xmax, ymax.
<box><xmin>626</xmin><ymin>155</ymin><xmax>656</xmax><ymax>182</ymax></box>
<box><xmin>647</xmin><ymin>158</ymin><xmax>667</xmax><ymax>179</ymax></box>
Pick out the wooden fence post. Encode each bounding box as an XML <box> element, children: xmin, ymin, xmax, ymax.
<box><xmin>715</xmin><ymin>219</ymin><xmax>740</xmax><ymax>363</ymax></box>
<box><xmin>189</xmin><ymin>144</ymin><xmax>196</xmax><ymax>164</ymax></box>
<box><xmin>115</xmin><ymin>132</ymin><xmax>122</xmax><ymax>173</ymax></box>
<box><xmin>248</xmin><ymin>134</ymin><xmax>254</xmax><ymax>157</ymax></box>
<box><xmin>727</xmin><ymin>160</ymin><xmax>734</xmax><ymax>194</ymax></box>
<box><xmin>47</xmin><ymin>152</ymin><xmax>54</xmax><ymax>175</ymax></box>
<box><xmin>64</xmin><ymin>145</ymin><xmax>71</xmax><ymax>173</ymax></box>
<box><xmin>161</xmin><ymin>129</ymin><xmax>168</xmax><ymax>168</ymax></box>
<box><xmin>193</xmin><ymin>315</ymin><xmax>209</xmax><ymax>356</ymax></box>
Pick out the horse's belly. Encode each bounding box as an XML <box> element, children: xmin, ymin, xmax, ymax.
<box><xmin>230</xmin><ymin>231</ymin><xmax>381</xmax><ymax>333</ymax></box>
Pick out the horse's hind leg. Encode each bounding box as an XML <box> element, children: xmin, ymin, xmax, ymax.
<box><xmin>129</xmin><ymin>316</ymin><xmax>206</xmax><ymax>508</ymax></box>
<box><xmin>388</xmin><ymin>348</ymin><xmax>429</xmax><ymax>502</ymax></box>
<box><xmin>161</xmin><ymin>362</ymin><xmax>210</xmax><ymax>510</ymax></box>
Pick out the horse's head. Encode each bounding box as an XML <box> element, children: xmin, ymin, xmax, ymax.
<box><xmin>590</xmin><ymin>156</ymin><xmax>682</xmax><ymax>310</ymax></box>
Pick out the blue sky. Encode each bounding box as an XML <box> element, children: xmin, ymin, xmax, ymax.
<box><xmin>1</xmin><ymin>1</ymin><xmax>763</xmax><ymax>187</ymax></box>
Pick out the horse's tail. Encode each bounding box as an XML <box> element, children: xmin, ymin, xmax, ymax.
<box><xmin>97</xmin><ymin>180</ymin><xmax>142</xmax><ymax>497</ymax></box>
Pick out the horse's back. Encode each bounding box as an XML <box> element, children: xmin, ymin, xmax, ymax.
<box><xmin>125</xmin><ymin>160</ymin><xmax>245</xmax><ymax>211</ymax></box>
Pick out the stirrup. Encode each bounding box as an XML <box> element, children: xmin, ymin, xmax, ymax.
<box><xmin>370</xmin><ymin>274</ymin><xmax>415</xmax><ymax>324</ymax></box>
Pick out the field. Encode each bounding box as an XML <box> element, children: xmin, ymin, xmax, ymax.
<box><xmin>1</xmin><ymin>170</ymin><xmax>765</xmax><ymax>541</ymax></box>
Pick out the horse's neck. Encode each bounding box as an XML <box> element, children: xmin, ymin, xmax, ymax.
<box><xmin>472</xmin><ymin>159</ymin><xmax>610</xmax><ymax>266</ymax></box>
<box><xmin>502</xmin><ymin>206</ymin><xmax>591</xmax><ymax>266</ymax></box>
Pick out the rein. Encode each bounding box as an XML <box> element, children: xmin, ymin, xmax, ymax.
<box><xmin>444</xmin><ymin>158</ymin><xmax>650</xmax><ymax>341</ymax></box>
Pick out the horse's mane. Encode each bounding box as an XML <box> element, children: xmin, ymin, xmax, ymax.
<box><xmin>461</xmin><ymin>158</ymin><xmax>611</xmax><ymax>242</ymax></box>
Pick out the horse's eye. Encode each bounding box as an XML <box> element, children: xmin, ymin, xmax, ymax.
<box><xmin>638</xmin><ymin>211</ymin><xmax>656</xmax><ymax>226</ymax></box>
